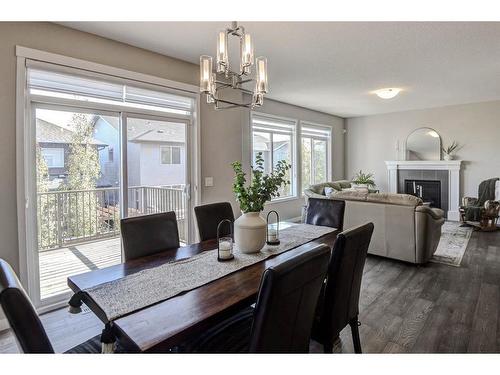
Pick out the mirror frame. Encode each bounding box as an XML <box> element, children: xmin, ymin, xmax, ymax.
<box><xmin>405</xmin><ymin>127</ymin><xmax>442</xmax><ymax>161</ymax></box>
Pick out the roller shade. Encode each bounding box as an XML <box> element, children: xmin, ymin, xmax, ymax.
<box><xmin>251</xmin><ymin>114</ymin><xmax>296</xmax><ymax>134</ymax></box>
<box><xmin>27</xmin><ymin>67</ymin><xmax>193</xmax><ymax>114</ymax></box>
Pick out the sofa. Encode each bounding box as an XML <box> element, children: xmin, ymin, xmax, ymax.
<box><xmin>304</xmin><ymin>181</ymin><xmax>445</xmax><ymax>264</ymax></box>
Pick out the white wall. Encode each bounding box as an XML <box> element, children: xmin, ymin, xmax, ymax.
<box><xmin>139</xmin><ymin>143</ymin><xmax>186</xmax><ymax>186</ymax></box>
<box><xmin>345</xmin><ymin>100</ymin><xmax>500</xmax><ymax>198</ymax></box>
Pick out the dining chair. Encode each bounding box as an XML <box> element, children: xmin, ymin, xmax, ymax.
<box><xmin>194</xmin><ymin>202</ymin><xmax>235</xmax><ymax>241</ymax></box>
<box><xmin>311</xmin><ymin>222</ymin><xmax>374</xmax><ymax>353</ymax></box>
<box><xmin>182</xmin><ymin>244</ymin><xmax>331</xmax><ymax>353</ymax></box>
<box><xmin>120</xmin><ymin>211</ymin><xmax>180</xmax><ymax>261</ymax></box>
<box><xmin>305</xmin><ymin>197</ymin><xmax>346</xmax><ymax>231</ymax></box>
<box><xmin>0</xmin><ymin>258</ymin><xmax>130</xmax><ymax>353</ymax></box>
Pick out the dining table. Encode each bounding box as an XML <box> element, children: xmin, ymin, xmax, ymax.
<box><xmin>67</xmin><ymin>222</ymin><xmax>338</xmax><ymax>353</ymax></box>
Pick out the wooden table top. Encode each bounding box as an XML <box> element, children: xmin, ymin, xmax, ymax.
<box><xmin>67</xmin><ymin>224</ymin><xmax>338</xmax><ymax>353</ymax></box>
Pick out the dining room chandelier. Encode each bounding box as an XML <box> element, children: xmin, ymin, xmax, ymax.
<box><xmin>200</xmin><ymin>22</ymin><xmax>268</xmax><ymax>110</ymax></box>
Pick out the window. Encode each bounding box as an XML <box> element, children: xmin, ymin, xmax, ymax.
<box><xmin>301</xmin><ymin>123</ymin><xmax>331</xmax><ymax>193</ymax></box>
<box><xmin>161</xmin><ymin>146</ymin><xmax>181</xmax><ymax>164</ymax></box>
<box><xmin>40</xmin><ymin>147</ymin><xmax>64</xmax><ymax>168</ymax></box>
<box><xmin>251</xmin><ymin>113</ymin><xmax>296</xmax><ymax>199</ymax></box>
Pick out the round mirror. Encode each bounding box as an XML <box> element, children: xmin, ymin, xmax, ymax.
<box><xmin>405</xmin><ymin>127</ymin><xmax>441</xmax><ymax>160</ymax></box>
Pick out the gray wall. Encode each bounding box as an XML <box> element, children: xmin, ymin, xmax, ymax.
<box><xmin>345</xmin><ymin>100</ymin><xmax>500</xmax><ymax>197</ymax></box>
<box><xmin>0</xmin><ymin>22</ymin><xmax>345</xmax><ymax>275</ymax></box>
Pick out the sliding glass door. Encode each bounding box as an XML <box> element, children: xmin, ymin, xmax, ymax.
<box><xmin>31</xmin><ymin>105</ymin><xmax>193</xmax><ymax>307</ymax></box>
<box><xmin>124</xmin><ymin>114</ymin><xmax>191</xmax><ymax>245</ymax></box>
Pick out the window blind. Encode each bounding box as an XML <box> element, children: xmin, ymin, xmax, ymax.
<box><xmin>251</xmin><ymin>114</ymin><xmax>296</xmax><ymax>134</ymax></box>
<box><xmin>301</xmin><ymin>123</ymin><xmax>332</xmax><ymax>140</ymax></box>
<box><xmin>27</xmin><ymin>68</ymin><xmax>193</xmax><ymax>114</ymax></box>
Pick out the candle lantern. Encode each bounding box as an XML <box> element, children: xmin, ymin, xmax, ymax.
<box><xmin>217</xmin><ymin>219</ymin><xmax>234</xmax><ymax>262</ymax></box>
<box><xmin>266</xmin><ymin>210</ymin><xmax>280</xmax><ymax>246</ymax></box>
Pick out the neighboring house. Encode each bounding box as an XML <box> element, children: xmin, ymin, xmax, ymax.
<box><xmin>94</xmin><ymin>116</ymin><xmax>186</xmax><ymax>188</ymax></box>
<box><xmin>36</xmin><ymin>118</ymin><xmax>107</xmax><ymax>190</ymax></box>
<box><xmin>252</xmin><ymin>133</ymin><xmax>290</xmax><ymax>172</ymax></box>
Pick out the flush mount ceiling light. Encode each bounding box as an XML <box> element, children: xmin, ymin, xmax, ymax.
<box><xmin>373</xmin><ymin>88</ymin><xmax>402</xmax><ymax>99</ymax></box>
<box><xmin>200</xmin><ymin>21</ymin><xmax>268</xmax><ymax>110</ymax></box>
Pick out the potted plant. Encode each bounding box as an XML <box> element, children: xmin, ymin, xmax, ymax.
<box><xmin>352</xmin><ymin>170</ymin><xmax>376</xmax><ymax>190</ymax></box>
<box><xmin>231</xmin><ymin>152</ymin><xmax>291</xmax><ymax>253</ymax></box>
<box><xmin>442</xmin><ymin>141</ymin><xmax>460</xmax><ymax>161</ymax></box>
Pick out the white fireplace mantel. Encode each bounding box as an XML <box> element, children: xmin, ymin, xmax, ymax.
<box><xmin>385</xmin><ymin>160</ymin><xmax>462</xmax><ymax>221</ymax></box>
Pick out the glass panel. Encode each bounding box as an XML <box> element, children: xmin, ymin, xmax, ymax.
<box><xmin>35</xmin><ymin>108</ymin><xmax>121</xmax><ymax>300</ymax></box>
<box><xmin>252</xmin><ymin>131</ymin><xmax>272</xmax><ymax>174</ymax></box>
<box><xmin>301</xmin><ymin>137</ymin><xmax>312</xmax><ymax>193</ymax></box>
<box><xmin>161</xmin><ymin>146</ymin><xmax>172</xmax><ymax>164</ymax></box>
<box><xmin>313</xmin><ymin>139</ymin><xmax>328</xmax><ymax>184</ymax></box>
<box><xmin>126</xmin><ymin>117</ymin><xmax>188</xmax><ymax>244</ymax></box>
<box><xmin>273</xmin><ymin>133</ymin><xmax>292</xmax><ymax>198</ymax></box>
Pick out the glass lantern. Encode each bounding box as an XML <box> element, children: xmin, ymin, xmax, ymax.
<box><xmin>217</xmin><ymin>219</ymin><xmax>234</xmax><ymax>262</ymax></box>
<box><xmin>266</xmin><ymin>210</ymin><xmax>280</xmax><ymax>245</ymax></box>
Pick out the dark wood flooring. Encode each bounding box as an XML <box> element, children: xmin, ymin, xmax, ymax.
<box><xmin>1</xmin><ymin>229</ymin><xmax>499</xmax><ymax>353</ymax></box>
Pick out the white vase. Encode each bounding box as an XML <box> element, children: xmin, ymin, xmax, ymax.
<box><xmin>443</xmin><ymin>154</ymin><xmax>453</xmax><ymax>161</ymax></box>
<box><xmin>234</xmin><ymin>212</ymin><xmax>266</xmax><ymax>254</ymax></box>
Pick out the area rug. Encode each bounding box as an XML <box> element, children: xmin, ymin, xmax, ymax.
<box><xmin>431</xmin><ymin>221</ymin><xmax>473</xmax><ymax>267</ymax></box>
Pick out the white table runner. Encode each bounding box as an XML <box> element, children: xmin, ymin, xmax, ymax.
<box><xmin>84</xmin><ymin>224</ymin><xmax>335</xmax><ymax>321</ymax></box>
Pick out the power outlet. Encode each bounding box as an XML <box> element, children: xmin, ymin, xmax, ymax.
<box><xmin>205</xmin><ymin>177</ymin><xmax>214</xmax><ymax>187</ymax></box>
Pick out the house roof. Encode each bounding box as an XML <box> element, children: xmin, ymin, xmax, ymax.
<box><xmin>36</xmin><ymin>118</ymin><xmax>107</xmax><ymax>146</ymax></box>
<box><xmin>99</xmin><ymin>116</ymin><xmax>185</xmax><ymax>144</ymax></box>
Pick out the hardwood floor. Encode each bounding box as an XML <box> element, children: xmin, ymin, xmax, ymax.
<box><xmin>1</xmin><ymin>229</ymin><xmax>499</xmax><ymax>353</ymax></box>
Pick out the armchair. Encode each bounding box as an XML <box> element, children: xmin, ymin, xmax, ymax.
<box><xmin>460</xmin><ymin>178</ymin><xmax>500</xmax><ymax>231</ymax></box>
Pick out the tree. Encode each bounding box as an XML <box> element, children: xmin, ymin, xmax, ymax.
<box><xmin>36</xmin><ymin>145</ymin><xmax>57</xmax><ymax>249</ymax></box>
<box><xmin>65</xmin><ymin>113</ymin><xmax>101</xmax><ymax>240</ymax></box>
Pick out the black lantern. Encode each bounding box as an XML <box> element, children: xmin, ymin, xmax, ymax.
<box><xmin>266</xmin><ymin>210</ymin><xmax>280</xmax><ymax>245</ymax></box>
<box><xmin>217</xmin><ymin>219</ymin><xmax>234</xmax><ymax>262</ymax></box>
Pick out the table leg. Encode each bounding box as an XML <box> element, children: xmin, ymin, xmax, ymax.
<box><xmin>101</xmin><ymin>322</ymin><xmax>116</xmax><ymax>354</ymax></box>
<box><xmin>68</xmin><ymin>293</ymin><xmax>82</xmax><ymax>314</ymax></box>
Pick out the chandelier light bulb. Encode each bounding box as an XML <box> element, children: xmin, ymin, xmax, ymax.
<box><xmin>240</xmin><ymin>33</ymin><xmax>254</xmax><ymax>74</ymax></box>
<box><xmin>216</xmin><ymin>31</ymin><xmax>228</xmax><ymax>73</ymax></box>
<box><xmin>256</xmin><ymin>57</ymin><xmax>268</xmax><ymax>94</ymax></box>
<box><xmin>199</xmin><ymin>55</ymin><xmax>213</xmax><ymax>93</ymax></box>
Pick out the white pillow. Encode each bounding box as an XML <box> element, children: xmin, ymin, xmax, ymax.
<box><xmin>324</xmin><ymin>187</ymin><xmax>335</xmax><ymax>196</ymax></box>
<box><xmin>495</xmin><ymin>180</ymin><xmax>500</xmax><ymax>201</ymax></box>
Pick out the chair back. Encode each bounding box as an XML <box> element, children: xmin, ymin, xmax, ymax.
<box><xmin>120</xmin><ymin>211</ymin><xmax>180</xmax><ymax>261</ymax></box>
<box><xmin>306</xmin><ymin>198</ymin><xmax>346</xmax><ymax>231</ymax></box>
<box><xmin>194</xmin><ymin>202</ymin><xmax>235</xmax><ymax>241</ymax></box>
<box><xmin>0</xmin><ymin>259</ymin><xmax>54</xmax><ymax>353</ymax></box>
<box><xmin>319</xmin><ymin>223</ymin><xmax>374</xmax><ymax>338</ymax></box>
<box><xmin>249</xmin><ymin>244</ymin><xmax>331</xmax><ymax>353</ymax></box>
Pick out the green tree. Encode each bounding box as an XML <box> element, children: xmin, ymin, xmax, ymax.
<box><xmin>65</xmin><ymin>113</ymin><xmax>101</xmax><ymax>240</ymax></box>
<box><xmin>36</xmin><ymin>146</ymin><xmax>57</xmax><ymax>249</ymax></box>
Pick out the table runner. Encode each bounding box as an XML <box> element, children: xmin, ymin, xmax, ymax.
<box><xmin>84</xmin><ymin>224</ymin><xmax>335</xmax><ymax>321</ymax></box>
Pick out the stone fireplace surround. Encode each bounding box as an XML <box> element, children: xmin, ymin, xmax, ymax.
<box><xmin>385</xmin><ymin>160</ymin><xmax>462</xmax><ymax>221</ymax></box>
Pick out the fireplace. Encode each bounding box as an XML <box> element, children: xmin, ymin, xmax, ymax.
<box><xmin>385</xmin><ymin>160</ymin><xmax>462</xmax><ymax>221</ymax></box>
<box><xmin>404</xmin><ymin>179</ymin><xmax>441</xmax><ymax>209</ymax></box>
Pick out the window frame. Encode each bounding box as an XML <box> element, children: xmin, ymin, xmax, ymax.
<box><xmin>40</xmin><ymin>147</ymin><xmax>65</xmax><ymax>168</ymax></box>
<box><xmin>160</xmin><ymin>145</ymin><xmax>182</xmax><ymax>165</ymax></box>
<box><xmin>299</xmin><ymin>121</ymin><xmax>333</xmax><ymax>195</ymax></box>
<box><xmin>250</xmin><ymin>112</ymin><xmax>298</xmax><ymax>201</ymax></box>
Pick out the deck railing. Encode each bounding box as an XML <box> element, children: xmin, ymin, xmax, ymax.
<box><xmin>37</xmin><ymin>185</ymin><xmax>186</xmax><ymax>251</ymax></box>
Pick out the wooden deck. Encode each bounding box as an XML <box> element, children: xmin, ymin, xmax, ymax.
<box><xmin>39</xmin><ymin>237</ymin><xmax>122</xmax><ymax>300</ymax></box>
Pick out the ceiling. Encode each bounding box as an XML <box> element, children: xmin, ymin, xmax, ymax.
<box><xmin>59</xmin><ymin>22</ymin><xmax>500</xmax><ymax>118</ymax></box>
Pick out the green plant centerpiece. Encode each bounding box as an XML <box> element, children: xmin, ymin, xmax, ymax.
<box><xmin>231</xmin><ymin>152</ymin><xmax>291</xmax><ymax>254</ymax></box>
<box><xmin>352</xmin><ymin>170</ymin><xmax>376</xmax><ymax>189</ymax></box>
